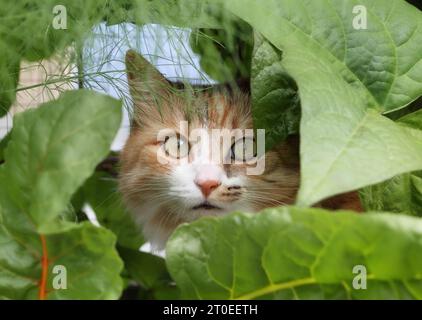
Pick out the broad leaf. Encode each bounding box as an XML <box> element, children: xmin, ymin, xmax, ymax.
<box><xmin>0</xmin><ymin>90</ymin><xmax>122</xmax><ymax>230</ymax></box>
<box><xmin>0</xmin><ymin>90</ymin><xmax>123</xmax><ymax>299</ymax></box>
<box><xmin>166</xmin><ymin>207</ymin><xmax>422</xmax><ymax>299</ymax></box>
<box><xmin>222</xmin><ymin>0</ymin><xmax>422</xmax><ymax>205</ymax></box>
<box><xmin>0</xmin><ymin>222</ymin><xmax>123</xmax><ymax>299</ymax></box>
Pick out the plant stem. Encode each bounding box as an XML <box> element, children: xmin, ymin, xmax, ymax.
<box><xmin>38</xmin><ymin>235</ymin><xmax>49</xmax><ymax>300</ymax></box>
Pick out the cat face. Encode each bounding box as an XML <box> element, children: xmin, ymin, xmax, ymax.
<box><xmin>119</xmin><ymin>50</ymin><xmax>299</xmax><ymax>248</ymax></box>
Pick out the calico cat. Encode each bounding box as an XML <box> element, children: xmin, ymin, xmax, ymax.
<box><xmin>119</xmin><ymin>50</ymin><xmax>362</xmax><ymax>249</ymax></box>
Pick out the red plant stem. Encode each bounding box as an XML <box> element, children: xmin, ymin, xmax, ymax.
<box><xmin>38</xmin><ymin>234</ymin><xmax>48</xmax><ymax>300</ymax></box>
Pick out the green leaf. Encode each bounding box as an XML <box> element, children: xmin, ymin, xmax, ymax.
<box><xmin>0</xmin><ymin>90</ymin><xmax>124</xmax><ymax>299</ymax></box>
<box><xmin>82</xmin><ymin>172</ymin><xmax>144</xmax><ymax>250</ymax></box>
<box><xmin>166</xmin><ymin>207</ymin><xmax>422</xmax><ymax>299</ymax></box>
<box><xmin>0</xmin><ymin>222</ymin><xmax>123</xmax><ymax>299</ymax></box>
<box><xmin>0</xmin><ymin>90</ymin><xmax>122</xmax><ymax>230</ymax></box>
<box><xmin>360</xmin><ymin>172</ymin><xmax>422</xmax><ymax>216</ymax></box>
<box><xmin>387</xmin><ymin>97</ymin><xmax>422</xmax><ymax>121</ymax></box>
<box><xmin>397</xmin><ymin>108</ymin><xmax>422</xmax><ymax>130</ymax></box>
<box><xmin>360</xmin><ymin>109</ymin><xmax>422</xmax><ymax>216</ymax></box>
<box><xmin>222</xmin><ymin>0</ymin><xmax>422</xmax><ymax>205</ymax></box>
<box><xmin>251</xmin><ymin>32</ymin><xmax>300</xmax><ymax>149</ymax></box>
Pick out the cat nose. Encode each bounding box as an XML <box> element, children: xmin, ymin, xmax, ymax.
<box><xmin>195</xmin><ymin>180</ymin><xmax>221</xmax><ymax>198</ymax></box>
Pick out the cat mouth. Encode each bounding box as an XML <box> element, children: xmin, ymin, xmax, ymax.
<box><xmin>192</xmin><ymin>202</ymin><xmax>221</xmax><ymax>210</ymax></box>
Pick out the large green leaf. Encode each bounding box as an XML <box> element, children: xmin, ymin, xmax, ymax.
<box><xmin>222</xmin><ymin>0</ymin><xmax>422</xmax><ymax>205</ymax></box>
<box><xmin>0</xmin><ymin>90</ymin><xmax>124</xmax><ymax>299</ymax></box>
<box><xmin>166</xmin><ymin>207</ymin><xmax>422</xmax><ymax>299</ymax></box>
<box><xmin>0</xmin><ymin>222</ymin><xmax>123</xmax><ymax>299</ymax></box>
<box><xmin>0</xmin><ymin>90</ymin><xmax>121</xmax><ymax>230</ymax></box>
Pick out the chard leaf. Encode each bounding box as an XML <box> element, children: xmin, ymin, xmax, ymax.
<box><xmin>0</xmin><ymin>90</ymin><xmax>124</xmax><ymax>299</ymax></box>
<box><xmin>0</xmin><ymin>222</ymin><xmax>123</xmax><ymax>299</ymax></box>
<box><xmin>166</xmin><ymin>207</ymin><xmax>422</xmax><ymax>299</ymax></box>
<box><xmin>0</xmin><ymin>90</ymin><xmax>122</xmax><ymax>230</ymax></box>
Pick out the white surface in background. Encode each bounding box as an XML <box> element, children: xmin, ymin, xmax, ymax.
<box><xmin>0</xmin><ymin>113</ymin><xmax>12</xmax><ymax>140</ymax></box>
<box><xmin>84</xmin><ymin>202</ymin><xmax>166</xmax><ymax>257</ymax></box>
<box><xmin>140</xmin><ymin>243</ymin><xmax>166</xmax><ymax>258</ymax></box>
<box><xmin>82</xmin><ymin>204</ymin><xmax>101</xmax><ymax>227</ymax></box>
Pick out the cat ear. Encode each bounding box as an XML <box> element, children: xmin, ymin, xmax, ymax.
<box><xmin>125</xmin><ymin>50</ymin><xmax>171</xmax><ymax>122</ymax></box>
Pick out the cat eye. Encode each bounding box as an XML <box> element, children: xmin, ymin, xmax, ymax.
<box><xmin>230</xmin><ymin>137</ymin><xmax>257</xmax><ymax>162</ymax></box>
<box><xmin>163</xmin><ymin>135</ymin><xmax>189</xmax><ymax>159</ymax></box>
